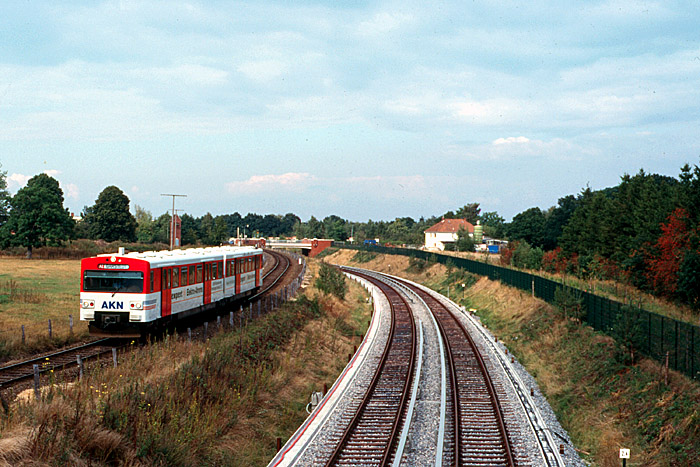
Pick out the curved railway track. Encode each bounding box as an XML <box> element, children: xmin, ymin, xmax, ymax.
<box><xmin>339</xmin><ymin>268</ymin><xmax>515</xmax><ymax>466</ymax></box>
<box><xmin>325</xmin><ymin>270</ymin><xmax>417</xmax><ymax>466</ymax></box>
<box><xmin>255</xmin><ymin>249</ymin><xmax>291</xmax><ymax>298</ymax></box>
<box><xmin>400</xmin><ymin>279</ymin><xmax>515</xmax><ymax>467</ymax></box>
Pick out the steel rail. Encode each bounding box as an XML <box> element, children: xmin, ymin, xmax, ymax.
<box><xmin>0</xmin><ymin>338</ymin><xmax>129</xmax><ymax>388</ymax></box>
<box><xmin>251</xmin><ymin>249</ymin><xmax>291</xmax><ymax>300</ymax></box>
<box><xmin>407</xmin><ymin>282</ymin><xmax>516</xmax><ymax>467</ymax></box>
<box><xmin>325</xmin><ymin>269</ymin><xmax>416</xmax><ymax>466</ymax></box>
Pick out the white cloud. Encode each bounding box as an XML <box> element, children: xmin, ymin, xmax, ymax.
<box><xmin>63</xmin><ymin>183</ymin><xmax>79</xmax><ymax>199</ymax></box>
<box><xmin>7</xmin><ymin>173</ymin><xmax>31</xmax><ymax>191</ymax></box>
<box><xmin>226</xmin><ymin>173</ymin><xmax>316</xmax><ymax>194</ymax></box>
<box><xmin>493</xmin><ymin>136</ymin><xmax>530</xmax><ymax>145</ymax></box>
<box><xmin>237</xmin><ymin>60</ymin><xmax>287</xmax><ymax>82</ymax></box>
<box><xmin>133</xmin><ymin>64</ymin><xmax>229</xmax><ymax>86</ymax></box>
<box><xmin>357</xmin><ymin>12</ymin><xmax>414</xmax><ymax>36</ymax></box>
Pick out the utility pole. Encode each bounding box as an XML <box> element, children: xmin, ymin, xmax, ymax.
<box><xmin>161</xmin><ymin>193</ymin><xmax>187</xmax><ymax>250</ymax></box>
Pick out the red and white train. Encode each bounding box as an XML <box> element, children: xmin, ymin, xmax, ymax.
<box><xmin>80</xmin><ymin>246</ymin><xmax>263</xmax><ymax>336</ymax></box>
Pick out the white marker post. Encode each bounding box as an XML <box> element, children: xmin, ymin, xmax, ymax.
<box><xmin>619</xmin><ymin>448</ymin><xmax>630</xmax><ymax>467</ymax></box>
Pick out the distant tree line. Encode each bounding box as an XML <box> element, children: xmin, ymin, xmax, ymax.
<box><xmin>3</xmin><ymin>159</ymin><xmax>700</xmax><ymax>310</ymax></box>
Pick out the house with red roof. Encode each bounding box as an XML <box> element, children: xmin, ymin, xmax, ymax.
<box><xmin>424</xmin><ymin>218</ymin><xmax>475</xmax><ymax>251</ymax></box>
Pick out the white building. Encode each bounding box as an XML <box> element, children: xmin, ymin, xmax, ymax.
<box><xmin>424</xmin><ymin>218</ymin><xmax>475</xmax><ymax>251</ymax></box>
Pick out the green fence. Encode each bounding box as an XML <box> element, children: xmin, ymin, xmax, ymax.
<box><xmin>340</xmin><ymin>245</ymin><xmax>700</xmax><ymax>380</ymax></box>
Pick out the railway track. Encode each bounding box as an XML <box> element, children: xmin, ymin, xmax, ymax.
<box><xmin>272</xmin><ymin>266</ymin><xmax>529</xmax><ymax>466</ymax></box>
<box><xmin>0</xmin><ymin>338</ymin><xmax>128</xmax><ymax>389</ymax></box>
<box><xmin>400</xmin><ymin>279</ymin><xmax>515</xmax><ymax>466</ymax></box>
<box><xmin>324</xmin><ymin>271</ymin><xmax>417</xmax><ymax>466</ymax></box>
<box><xmin>256</xmin><ymin>249</ymin><xmax>291</xmax><ymax>298</ymax></box>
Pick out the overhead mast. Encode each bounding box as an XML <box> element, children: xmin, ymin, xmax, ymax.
<box><xmin>160</xmin><ymin>193</ymin><xmax>187</xmax><ymax>250</ymax></box>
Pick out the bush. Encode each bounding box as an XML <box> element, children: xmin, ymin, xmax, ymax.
<box><xmin>511</xmin><ymin>241</ymin><xmax>543</xmax><ymax>270</ymax></box>
<box><xmin>554</xmin><ymin>286</ymin><xmax>585</xmax><ymax>321</ymax></box>
<box><xmin>352</xmin><ymin>250</ymin><xmax>377</xmax><ymax>263</ymax></box>
<box><xmin>407</xmin><ymin>256</ymin><xmax>428</xmax><ymax>273</ymax></box>
<box><xmin>315</xmin><ymin>262</ymin><xmax>348</xmax><ymax>299</ymax></box>
<box><xmin>611</xmin><ymin>305</ymin><xmax>647</xmax><ymax>363</ymax></box>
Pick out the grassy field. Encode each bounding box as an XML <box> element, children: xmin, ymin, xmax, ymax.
<box><xmin>0</xmin><ymin>258</ymin><xmax>87</xmax><ymax>360</ymax></box>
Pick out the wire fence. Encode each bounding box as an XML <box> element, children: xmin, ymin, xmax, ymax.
<box><xmin>339</xmin><ymin>245</ymin><xmax>700</xmax><ymax>380</ymax></box>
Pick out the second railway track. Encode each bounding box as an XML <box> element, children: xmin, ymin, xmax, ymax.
<box><xmin>271</xmin><ymin>266</ymin><xmax>572</xmax><ymax>466</ymax></box>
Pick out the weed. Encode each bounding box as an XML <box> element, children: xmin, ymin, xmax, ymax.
<box><xmin>351</xmin><ymin>250</ymin><xmax>377</xmax><ymax>263</ymax></box>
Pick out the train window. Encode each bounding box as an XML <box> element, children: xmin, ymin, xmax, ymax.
<box><xmin>172</xmin><ymin>268</ymin><xmax>179</xmax><ymax>288</ymax></box>
<box><xmin>212</xmin><ymin>262</ymin><xmax>218</xmax><ymax>280</ymax></box>
<box><xmin>83</xmin><ymin>270</ymin><xmax>144</xmax><ymax>293</ymax></box>
<box><xmin>189</xmin><ymin>266</ymin><xmax>195</xmax><ymax>284</ymax></box>
<box><xmin>196</xmin><ymin>264</ymin><xmax>202</xmax><ymax>283</ymax></box>
<box><xmin>150</xmin><ymin>272</ymin><xmax>154</xmax><ymax>293</ymax></box>
<box><xmin>181</xmin><ymin>267</ymin><xmax>188</xmax><ymax>286</ymax></box>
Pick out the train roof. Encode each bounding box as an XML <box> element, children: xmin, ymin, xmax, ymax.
<box><xmin>90</xmin><ymin>246</ymin><xmax>262</xmax><ymax>268</ymax></box>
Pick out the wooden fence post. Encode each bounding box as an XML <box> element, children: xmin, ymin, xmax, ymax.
<box><xmin>33</xmin><ymin>364</ymin><xmax>40</xmax><ymax>400</ymax></box>
<box><xmin>77</xmin><ymin>355</ymin><xmax>84</xmax><ymax>381</ymax></box>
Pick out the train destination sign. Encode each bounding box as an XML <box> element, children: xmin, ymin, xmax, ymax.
<box><xmin>98</xmin><ymin>264</ymin><xmax>130</xmax><ymax>270</ymax></box>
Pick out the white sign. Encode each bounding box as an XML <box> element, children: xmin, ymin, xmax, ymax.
<box><xmin>619</xmin><ymin>449</ymin><xmax>630</xmax><ymax>459</ymax></box>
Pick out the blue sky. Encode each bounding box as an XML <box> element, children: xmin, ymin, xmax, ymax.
<box><xmin>2</xmin><ymin>1</ymin><xmax>699</xmax><ymax>222</ymax></box>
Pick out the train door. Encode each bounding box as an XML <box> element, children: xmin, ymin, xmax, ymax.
<box><xmin>235</xmin><ymin>258</ymin><xmax>241</xmax><ymax>294</ymax></box>
<box><xmin>255</xmin><ymin>255</ymin><xmax>261</xmax><ymax>287</ymax></box>
<box><xmin>161</xmin><ymin>267</ymin><xmax>172</xmax><ymax>317</ymax></box>
<box><xmin>203</xmin><ymin>262</ymin><xmax>212</xmax><ymax>305</ymax></box>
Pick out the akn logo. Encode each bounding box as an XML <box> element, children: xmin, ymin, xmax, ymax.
<box><xmin>101</xmin><ymin>301</ymin><xmax>124</xmax><ymax>310</ymax></box>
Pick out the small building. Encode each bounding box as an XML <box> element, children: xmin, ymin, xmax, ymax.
<box><xmin>424</xmin><ymin>218</ymin><xmax>474</xmax><ymax>251</ymax></box>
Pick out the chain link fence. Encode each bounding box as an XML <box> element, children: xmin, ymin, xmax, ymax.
<box><xmin>340</xmin><ymin>245</ymin><xmax>700</xmax><ymax>380</ymax></box>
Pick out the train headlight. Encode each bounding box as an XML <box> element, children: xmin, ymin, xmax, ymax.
<box><xmin>129</xmin><ymin>301</ymin><xmax>143</xmax><ymax>310</ymax></box>
<box><xmin>80</xmin><ymin>299</ymin><xmax>95</xmax><ymax>309</ymax></box>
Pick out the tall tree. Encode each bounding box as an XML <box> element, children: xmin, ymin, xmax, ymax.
<box><xmin>507</xmin><ymin>207</ymin><xmax>546</xmax><ymax>248</ymax></box>
<box><xmin>0</xmin><ymin>164</ymin><xmax>10</xmax><ymax>228</ymax></box>
<box><xmin>323</xmin><ymin>215</ymin><xmax>348</xmax><ymax>241</ymax></box>
<box><xmin>479</xmin><ymin>211</ymin><xmax>505</xmax><ymax>238</ymax></box>
<box><xmin>455</xmin><ymin>203</ymin><xmax>481</xmax><ymax>224</ymax></box>
<box><xmin>542</xmin><ymin>195</ymin><xmax>579</xmax><ymax>250</ymax></box>
<box><xmin>134</xmin><ymin>205</ymin><xmax>155</xmax><ymax>243</ymax></box>
<box><xmin>0</xmin><ymin>173</ymin><xmax>74</xmax><ymax>257</ymax></box>
<box><xmin>180</xmin><ymin>213</ymin><xmax>199</xmax><ymax>245</ymax></box>
<box><xmin>83</xmin><ymin>186</ymin><xmax>137</xmax><ymax>242</ymax></box>
<box><xmin>558</xmin><ymin>188</ymin><xmax>614</xmax><ymax>257</ymax></box>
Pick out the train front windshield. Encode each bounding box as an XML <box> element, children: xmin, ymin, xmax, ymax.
<box><xmin>83</xmin><ymin>271</ymin><xmax>144</xmax><ymax>293</ymax></box>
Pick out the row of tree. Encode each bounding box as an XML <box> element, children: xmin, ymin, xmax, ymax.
<box><xmin>502</xmin><ymin>164</ymin><xmax>700</xmax><ymax>310</ymax></box>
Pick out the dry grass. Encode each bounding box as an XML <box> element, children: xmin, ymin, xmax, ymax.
<box><xmin>212</xmin><ymin>261</ymin><xmax>372</xmax><ymax>464</ymax></box>
<box><xmin>0</xmin><ymin>256</ymin><xmax>373</xmax><ymax>466</ymax></box>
